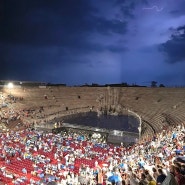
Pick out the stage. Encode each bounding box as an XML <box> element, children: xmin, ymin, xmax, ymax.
<box><xmin>35</xmin><ymin>122</ymin><xmax>139</xmax><ymax>145</ymax></box>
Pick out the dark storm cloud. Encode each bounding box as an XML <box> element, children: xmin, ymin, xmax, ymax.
<box><xmin>159</xmin><ymin>26</ymin><xmax>185</xmax><ymax>63</ymax></box>
<box><xmin>0</xmin><ymin>0</ymin><xmax>93</xmax><ymax>46</ymax></box>
<box><xmin>0</xmin><ymin>0</ymin><xmax>129</xmax><ymax>82</ymax></box>
<box><xmin>114</xmin><ymin>0</ymin><xmax>135</xmax><ymax>18</ymax></box>
<box><xmin>1</xmin><ymin>0</ymin><xmax>185</xmax><ymax>85</ymax></box>
<box><xmin>169</xmin><ymin>1</ymin><xmax>185</xmax><ymax>17</ymax></box>
<box><xmin>106</xmin><ymin>45</ymin><xmax>127</xmax><ymax>52</ymax></box>
<box><xmin>0</xmin><ymin>43</ymin><xmax>58</xmax><ymax>81</ymax></box>
<box><xmin>91</xmin><ymin>18</ymin><xmax>127</xmax><ymax>35</ymax></box>
<box><xmin>0</xmin><ymin>0</ymin><xmax>127</xmax><ymax>47</ymax></box>
<box><xmin>115</xmin><ymin>0</ymin><xmax>148</xmax><ymax>18</ymax></box>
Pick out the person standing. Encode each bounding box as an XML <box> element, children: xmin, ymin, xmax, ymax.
<box><xmin>174</xmin><ymin>166</ymin><xmax>185</xmax><ymax>185</ymax></box>
<box><xmin>97</xmin><ymin>169</ymin><xmax>104</xmax><ymax>185</ymax></box>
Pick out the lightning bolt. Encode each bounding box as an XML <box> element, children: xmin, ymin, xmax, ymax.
<box><xmin>143</xmin><ymin>6</ymin><xmax>164</xmax><ymax>12</ymax></box>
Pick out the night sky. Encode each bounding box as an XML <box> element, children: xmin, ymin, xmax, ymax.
<box><xmin>0</xmin><ymin>0</ymin><xmax>185</xmax><ymax>86</ymax></box>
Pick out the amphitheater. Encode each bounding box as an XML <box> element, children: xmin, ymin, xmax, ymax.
<box><xmin>1</xmin><ymin>83</ymin><xmax>185</xmax><ymax>184</ymax></box>
<box><xmin>1</xmin><ymin>83</ymin><xmax>185</xmax><ymax>142</ymax></box>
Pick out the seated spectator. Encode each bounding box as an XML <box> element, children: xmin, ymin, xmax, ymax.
<box><xmin>139</xmin><ymin>173</ymin><xmax>148</xmax><ymax>185</ymax></box>
<box><xmin>148</xmin><ymin>174</ymin><xmax>157</xmax><ymax>185</ymax></box>
<box><xmin>152</xmin><ymin>167</ymin><xmax>159</xmax><ymax>181</ymax></box>
<box><xmin>174</xmin><ymin>166</ymin><xmax>185</xmax><ymax>185</ymax></box>
<box><xmin>157</xmin><ymin>168</ymin><xmax>166</xmax><ymax>184</ymax></box>
<box><xmin>161</xmin><ymin>170</ymin><xmax>178</xmax><ymax>185</ymax></box>
<box><xmin>130</xmin><ymin>173</ymin><xmax>140</xmax><ymax>185</ymax></box>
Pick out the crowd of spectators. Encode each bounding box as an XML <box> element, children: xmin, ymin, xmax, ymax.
<box><xmin>0</xmin><ymin>122</ymin><xmax>184</xmax><ymax>184</ymax></box>
<box><xmin>0</xmin><ymin>92</ymin><xmax>185</xmax><ymax>185</ymax></box>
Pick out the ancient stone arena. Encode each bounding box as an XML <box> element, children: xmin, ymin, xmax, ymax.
<box><xmin>0</xmin><ymin>83</ymin><xmax>185</xmax><ymax>184</ymax></box>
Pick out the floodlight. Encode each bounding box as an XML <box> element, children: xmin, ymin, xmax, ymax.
<box><xmin>7</xmin><ymin>82</ymin><xmax>14</xmax><ymax>89</ymax></box>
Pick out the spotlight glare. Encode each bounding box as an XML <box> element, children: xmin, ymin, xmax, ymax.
<box><xmin>7</xmin><ymin>82</ymin><xmax>14</xmax><ymax>89</ymax></box>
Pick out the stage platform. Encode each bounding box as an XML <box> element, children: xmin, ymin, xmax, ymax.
<box><xmin>35</xmin><ymin>122</ymin><xmax>139</xmax><ymax>145</ymax></box>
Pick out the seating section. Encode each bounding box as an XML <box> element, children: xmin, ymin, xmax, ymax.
<box><xmin>0</xmin><ymin>123</ymin><xmax>184</xmax><ymax>184</ymax></box>
<box><xmin>1</xmin><ymin>86</ymin><xmax>185</xmax><ymax>138</ymax></box>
